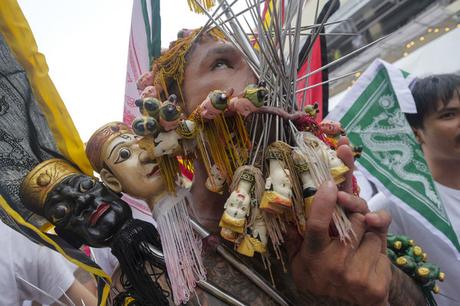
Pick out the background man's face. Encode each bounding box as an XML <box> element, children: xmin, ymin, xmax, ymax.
<box><xmin>417</xmin><ymin>95</ymin><xmax>460</xmax><ymax>162</ymax></box>
<box><xmin>104</xmin><ymin>133</ymin><xmax>165</xmax><ymax>200</ymax></box>
<box><xmin>45</xmin><ymin>175</ymin><xmax>132</xmax><ymax>247</ymax></box>
<box><xmin>182</xmin><ymin>37</ymin><xmax>257</xmax><ymax>114</ymax></box>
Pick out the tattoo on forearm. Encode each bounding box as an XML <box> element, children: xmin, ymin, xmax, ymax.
<box><xmin>200</xmin><ymin>250</ymin><xmax>278</xmax><ymax>306</ymax></box>
<box><xmin>389</xmin><ymin>264</ymin><xmax>425</xmax><ymax>306</ymax></box>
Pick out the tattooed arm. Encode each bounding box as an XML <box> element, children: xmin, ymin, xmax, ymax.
<box><xmin>200</xmin><ymin>247</ymin><xmax>278</xmax><ymax>306</ymax></box>
<box><xmin>388</xmin><ymin>265</ymin><xmax>425</xmax><ymax>306</ymax></box>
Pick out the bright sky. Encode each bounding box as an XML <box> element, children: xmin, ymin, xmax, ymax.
<box><xmin>18</xmin><ymin>0</ymin><xmax>208</xmax><ymax>141</ymax></box>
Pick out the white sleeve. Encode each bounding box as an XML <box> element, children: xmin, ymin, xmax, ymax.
<box><xmin>368</xmin><ymin>192</ymin><xmax>388</xmax><ymax>212</ymax></box>
<box><xmin>91</xmin><ymin>246</ymin><xmax>119</xmax><ymax>277</ymax></box>
<box><xmin>15</xmin><ymin>234</ymin><xmax>76</xmax><ymax>305</ymax></box>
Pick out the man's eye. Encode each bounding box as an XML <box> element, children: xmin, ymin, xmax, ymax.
<box><xmin>212</xmin><ymin>59</ymin><xmax>232</xmax><ymax>70</ymax></box>
<box><xmin>439</xmin><ymin>112</ymin><xmax>456</xmax><ymax>119</ymax></box>
<box><xmin>115</xmin><ymin>148</ymin><xmax>131</xmax><ymax>163</ymax></box>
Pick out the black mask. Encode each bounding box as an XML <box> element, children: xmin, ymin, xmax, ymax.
<box><xmin>44</xmin><ymin>174</ymin><xmax>132</xmax><ymax>247</ymax></box>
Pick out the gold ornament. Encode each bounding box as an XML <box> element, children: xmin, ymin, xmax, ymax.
<box><xmin>20</xmin><ymin>159</ymin><xmax>79</xmax><ymax>215</ymax></box>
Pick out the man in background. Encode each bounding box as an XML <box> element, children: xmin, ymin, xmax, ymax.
<box><xmin>369</xmin><ymin>74</ymin><xmax>460</xmax><ymax>305</ymax></box>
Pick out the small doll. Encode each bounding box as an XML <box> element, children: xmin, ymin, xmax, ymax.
<box><xmin>200</xmin><ymin>89</ymin><xmax>232</xmax><ymax>120</ymax></box>
<box><xmin>228</xmin><ymin>83</ymin><xmax>267</xmax><ymax>117</ymax></box>
<box><xmin>292</xmin><ymin>150</ymin><xmax>316</xmax><ymax>219</ymax></box>
<box><xmin>159</xmin><ymin>95</ymin><xmax>182</xmax><ymax>131</ymax></box>
<box><xmin>132</xmin><ymin>116</ymin><xmax>160</xmax><ymax>137</ymax></box>
<box><xmin>304</xmin><ymin>102</ymin><xmax>319</xmax><ymax>118</ymax></box>
<box><xmin>302</xmin><ymin>132</ymin><xmax>349</xmax><ymax>185</ymax></box>
<box><xmin>135</xmin><ymin>97</ymin><xmax>162</xmax><ymax>119</ymax></box>
<box><xmin>219</xmin><ymin>167</ymin><xmax>255</xmax><ymax>242</ymax></box>
<box><xmin>260</xmin><ymin>142</ymin><xmax>293</xmax><ymax>214</ymax></box>
<box><xmin>237</xmin><ymin>206</ymin><xmax>268</xmax><ymax>257</ymax></box>
<box><xmin>136</xmin><ymin>71</ymin><xmax>154</xmax><ymax>91</ymax></box>
<box><xmin>205</xmin><ymin>164</ymin><xmax>226</xmax><ymax>194</ymax></box>
<box><xmin>140</xmin><ymin>85</ymin><xmax>159</xmax><ymax>100</ymax></box>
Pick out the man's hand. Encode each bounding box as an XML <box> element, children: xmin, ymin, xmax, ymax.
<box><xmin>288</xmin><ymin>181</ymin><xmax>393</xmax><ymax>305</ymax></box>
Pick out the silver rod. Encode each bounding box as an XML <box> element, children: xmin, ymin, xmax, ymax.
<box><xmin>216</xmin><ymin>244</ymin><xmax>289</xmax><ymax>306</ymax></box>
<box><xmin>189</xmin><ymin>219</ymin><xmax>290</xmax><ymax>306</ymax></box>
<box><xmin>217</xmin><ymin>0</ymin><xmax>260</xmax><ymax>66</ymax></box>
<box><xmin>251</xmin><ymin>32</ymin><xmax>360</xmax><ymax>36</ymax></box>
<box><xmin>145</xmin><ymin>242</ymin><xmax>248</xmax><ymax>306</ymax></box>
<box><xmin>218</xmin><ymin>0</ymin><xmax>266</xmax><ymax>28</ymax></box>
<box><xmin>197</xmin><ymin>280</ymin><xmax>249</xmax><ymax>306</ymax></box>
<box><xmin>296</xmin><ymin>34</ymin><xmax>390</xmax><ymax>83</ymax></box>
<box><xmin>295</xmin><ymin>70</ymin><xmax>359</xmax><ymax>93</ymax></box>
<box><xmin>17</xmin><ymin>275</ymin><xmax>67</xmax><ymax>306</ymax></box>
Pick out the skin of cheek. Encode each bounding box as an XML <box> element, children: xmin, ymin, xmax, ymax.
<box><xmin>420</xmin><ymin>117</ymin><xmax>459</xmax><ymax>161</ymax></box>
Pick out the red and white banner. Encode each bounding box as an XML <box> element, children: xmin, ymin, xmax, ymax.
<box><xmin>123</xmin><ymin>1</ymin><xmax>151</xmax><ymax>125</ymax></box>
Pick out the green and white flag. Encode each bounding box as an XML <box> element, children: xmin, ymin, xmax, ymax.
<box><xmin>327</xmin><ymin>59</ymin><xmax>460</xmax><ymax>256</ymax></box>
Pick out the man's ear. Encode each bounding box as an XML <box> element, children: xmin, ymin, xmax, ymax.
<box><xmin>412</xmin><ymin>127</ymin><xmax>424</xmax><ymax>144</ymax></box>
<box><xmin>100</xmin><ymin>168</ymin><xmax>123</xmax><ymax>193</ymax></box>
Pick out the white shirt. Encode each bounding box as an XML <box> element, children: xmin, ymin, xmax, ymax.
<box><xmin>0</xmin><ymin>221</ymin><xmax>76</xmax><ymax>305</ymax></box>
<box><xmin>369</xmin><ymin>182</ymin><xmax>460</xmax><ymax>306</ymax></box>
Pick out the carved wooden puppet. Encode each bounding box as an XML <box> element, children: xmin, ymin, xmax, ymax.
<box><xmin>86</xmin><ymin>122</ymin><xmax>205</xmax><ymax>305</ymax></box>
<box><xmin>20</xmin><ymin>158</ymin><xmax>169</xmax><ymax>305</ymax></box>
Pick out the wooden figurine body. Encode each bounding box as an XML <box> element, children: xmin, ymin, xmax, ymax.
<box><xmin>237</xmin><ymin>207</ymin><xmax>268</xmax><ymax>257</ymax></box>
<box><xmin>136</xmin><ymin>71</ymin><xmax>154</xmax><ymax>90</ymax></box>
<box><xmin>303</xmin><ymin>132</ymin><xmax>348</xmax><ymax>185</ymax></box>
<box><xmin>141</xmin><ymin>85</ymin><xmax>159</xmax><ymax>100</ymax></box>
<box><xmin>154</xmin><ymin>130</ymin><xmax>182</xmax><ymax>157</ymax></box>
<box><xmin>205</xmin><ymin>164</ymin><xmax>226</xmax><ymax>194</ymax></box>
<box><xmin>200</xmin><ymin>89</ymin><xmax>231</xmax><ymax>120</ymax></box>
<box><xmin>260</xmin><ymin>145</ymin><xmax>293</xmax><ymax>214</ymax></box>
<box><xmin>228</xmin><ymin>83</ymin><xmax>267</xmax><ymax>117</ymax></box>
<box><xmin>227</xmin><ymin>97</ymin><xmax>259</xmax><ymax>117</ymax></box>
<box><xmin>292</xmin><ymin>150</ymin><xmax>317</xmax><ymax>219</ymax></box>
<box><xmin>159</xmin><ymin>101</ymin><xmax>182</xmax><ymax>131</ymax></box>
<box><xmin>219</xmin><ymin>177</ymin><xmax>252</xmax><ymax>242</ymax></box>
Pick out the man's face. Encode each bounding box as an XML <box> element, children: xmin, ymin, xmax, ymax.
<box><xmin>416</xmin><ymin>96</ymin><xmax>460</xmax><ymax>162</ymax></box>
<box><xmin>44</xmin><ymin>175</ymin><xmax>132</xmax><ymax>247</ymax></box>
<box><xmin>104</xmin><ymin>133</ymin><xmax>165</xmax><ymax>200</ymax></box>
<box><xmin>182</xmin><ymin>37</ymin><xmax>257</xmax><ymax>114</ymax></box>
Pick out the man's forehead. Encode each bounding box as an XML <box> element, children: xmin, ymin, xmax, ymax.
<box><xmin>191</xmin><ymin>39</ymin><xmax>236</xmax><ymax>59</ymax></box>
<box><xmin>434</xmin><ymin>95</ymin><xmax>460</xmax><ymax>112</ymax></box>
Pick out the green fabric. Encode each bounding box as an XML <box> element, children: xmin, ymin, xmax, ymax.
<box><xmin>332</xmin><ymin>61</ymin><xmax>460</xmax><ymax>252</ymax></box>
<box><xmin>141</xmin><ymin>0</ymin><xmax>161</xmax><ymax>66</ymax></box>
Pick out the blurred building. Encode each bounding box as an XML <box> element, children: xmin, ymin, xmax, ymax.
<box><xmin>327</xmin><ymin>0</ymin><xmax>460</xmax><ymax>107</ymax></box>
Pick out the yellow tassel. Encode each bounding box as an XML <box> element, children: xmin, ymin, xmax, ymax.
<box><xmin>187</xmin><ymin>0</ymin><xmax>216</xmax><ymax>14</ymax></box>
<box><xmin>204</xmin><ymin>119</ymin><xmax>234</xmax><ymax>182</ymax></box>
<box><xmin>158</xmin><ymin>155</ymin><xmax>179</xmax><ymax>194</ymax></box>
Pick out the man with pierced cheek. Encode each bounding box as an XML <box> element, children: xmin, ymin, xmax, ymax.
<box><xmin>151</xmin><ymin>28</ymin><xmax>426</xmax><ymax>305</ymax></box>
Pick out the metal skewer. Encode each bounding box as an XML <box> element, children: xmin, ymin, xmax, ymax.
<box><xmin>190</xmin><ymin>219</ymin><xmax>291</xmax><ymax>306</ymax></box>
<box><xmin>145</xmin><ymin>242</ymin><xmax>249</xmax><ymax>306</ymax></box>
